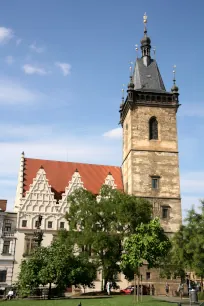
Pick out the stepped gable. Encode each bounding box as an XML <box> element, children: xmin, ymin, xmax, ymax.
<box><xmin>23</xmin><ymin>158</ymin><xmax>123</xmax><ymax>199</ymax></box>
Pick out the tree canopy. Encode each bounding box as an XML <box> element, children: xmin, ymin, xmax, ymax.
<box><xmin>17</xmin><ymin>239</ymin><xmax>96</xmax><ymax>298</ymax></box>
<box><xmin>160</xmin><ymin>200</ymin><xmax>204</xmax><ymax>282</ymax></box>
<box><xmin>65</xmin><ymin>185</ymin><xmax>152</xmax><ymax>287</ymax></box>
<box><xmin>121</xmin><ymin>218</ymin><xmax>171</xmax><ymax>277</ymax></box>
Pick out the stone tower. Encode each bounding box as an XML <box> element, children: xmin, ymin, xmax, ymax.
<box><xmin>120</xmin><ymin>14</ymin><xmax>182</xmax><ymax>234</ymax></box>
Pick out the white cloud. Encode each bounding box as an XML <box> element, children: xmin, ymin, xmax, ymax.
<box><xmin>0</xmin><ymin>27</ymin><xmax>13</xmax><ymax>44</ymax></box>
<box><xmin>0</xmin><ymin>78</ymin><xmax>40</xmax><ymax>104</ymax></box>
<box><xmin>103</xmin><ymin>127</ymin><xmax>122</xmax><ymax>139</ymax></box>
<box><xmin>0</xmin><ymin>124</ymin><xmax>53</xmax><ymax>139</ymax></box>
<box><xmin>16</xmin><ymin>38</ymin><xmax>22</xmax><ymax>46</ymax></box>
<box><xmin>22</xmin><ymin>64</ymin><xmax>48</xmax><ymax>76</ymax></box>
<box><xmin>29</xmin><ymin>42</ymin><xmax>44</xmax><ymax>53</ymax></box>
<box><xmin>0</xmin><ymin>123</ymin><xmax>122</xmax><ymax>210</ymax></box>
<box><xmin>55</xmin><ymin>62</ymin><xmax>71</xmax><ymax>76</ymax></box>
<box><xmin>5</xmin><ymin>55</ymin><xmax>14</xmax><ymax>65</ymax></box>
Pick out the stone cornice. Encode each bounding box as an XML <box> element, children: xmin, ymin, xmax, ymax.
<box><xmin>122</xmin><ymin>149</ymin><xmax>179</xmax><ymax>165</ymax></box>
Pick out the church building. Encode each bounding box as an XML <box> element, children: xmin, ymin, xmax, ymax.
<box><xmin>13</xmin><ymin>14</ymin><xmax>182</xmax><ymax>293</ymax></box>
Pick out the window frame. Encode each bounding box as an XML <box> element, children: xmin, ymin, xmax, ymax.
<box><xmin>48</xmin><ymin>221</ymin><xmax>53</xmax><ymax>229</ymax></box>
<box><xmin>146</xmin><ymin>272</ymin><xmax>151</xmax><ymax>280</ymax></box>
<box><xmin>60</xmin><ymin>222</ymin><xmax>65</xmax><ymax>229</ymax></box>
<box><xmin>2</xmin><ymin>240</ymin><xmax>10</xmax><ymax>254</ymax></box>
<box><xmin>22</xmin><ymin>220</ymin><xmax>27</xmax><ymax>228</ymax></box>
<box><xmin>151</xmin><ymin>176</ymin><xmax>160</xmax><ymax>190</ymax></box>
<box><xmin>161</xmin><ymin>206</ymin><xmax>169</xmax><ymax>219</ymax></box>
<box><xmin>0</xmin><ymin>270</ymin><xmax>7</xmax><ymax>282</ymax></box>
<box><xmin>4</xmin><ymin>220</ymin><xmax>12</xmax><ymax>232</ymax></box>
<box><xmin>149</xmin><ymin>116</ymin><xmax>158</xmax><ymax>140</ymax></box>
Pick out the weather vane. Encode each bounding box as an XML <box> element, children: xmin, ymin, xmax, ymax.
<box><xmin>173</xmin><ymin>65</ymin><xmax>176</xmax><ymax>84</ymax></box>
<box><xmin>135</xmin><ymin>44</ymin><xmax>138</xmax><ymax>58</ymax></box>
<box><xmin>143</xmin><ymin>12</ymin><xmax>148</xmax><ymax>32</ymax></box>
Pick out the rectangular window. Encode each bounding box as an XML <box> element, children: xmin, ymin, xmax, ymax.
<box><xmin>24</xmin><ymin>236</ymin><xmax>35</xmax><ymax>256</ymax></box>
<box><xmin>60</xmin><ymin>222</ymin><xmax>64</xmax><ymax>229</ymax></box>
<box><xmin>35</xmin><ymin>220</ymin><xmax>39</xmax><ymax>228</ymax></box>
<box><xmin>146</xmin><ymin>272</ymin><xmax>151</xmax><ymax>280</ymax></box>
<box><xmin>48</xmin><ymin>221</ymin><xmax>53</xmax><ymax>229</ymax></box>
<box><xmin>0</xmin><ymin>270</ymin><xmax>7</xmax><ymax>282</ymax></box>
<box><xmin>4</xmin><ymin>221</ymin><xmax>11</xmax><ymax>232</ymax></box>
<box><xmin>162</xmin><ymin>207</ymin><xmax>169</xmax><ymax>219</ymax></box>
<box><xmin>152</xmin><ymin>177</ymin><xmax>159</xmax><ymax>189</ymax></box>
<box><xmin>22</xmin><ymin>220</ymin><xmax>27</xmax><ymax>227</ymax></box>
<box><xmin>2</xmin><ymin>241</ymin><xmax>10</xmax><ymax>254</ymax></box>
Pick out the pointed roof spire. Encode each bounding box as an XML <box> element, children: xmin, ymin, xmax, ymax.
<box><xmin>128</xmin><ymin>62</ymin><xmax>134</xmax><ymax>89</ymax></box>
<box><xmin>171</xmin><ymin>65</ymin><xmax>179</xmax><ymax>93</ymax></box>
<box><xmin>140</xmin><ymin>13</ymin><xmax>151</xmax><ymax>65</ymax></box>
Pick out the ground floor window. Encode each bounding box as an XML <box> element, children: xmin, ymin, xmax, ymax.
<box><xmin>0</xmin><ymin>270</ymin><xmax>7</xmax><ymax>282</ymax></box>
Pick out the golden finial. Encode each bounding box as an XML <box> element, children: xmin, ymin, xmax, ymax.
<box><xmin>143</xmin><ymin>12</ymin><xmax>148</xmax><ymax>24</ymax></box>
<box><xmin>153</xmin><ymin>46</ymin><xmax>156</xmax><ymax>59</ymax></box>
<box><xmin>135</xmin><ymin>44</ymin><xmax>139</xmax><ymax>58</ymax></box>
<box><xmin>173</xmin><ymin>64</ymin><xmax>176</xmax><ymax>84</ymax></box>
<box><xmin>143</xmin><ymin>13</ymin><xmax>148</xmax><ymax>33</ymax></box>
<box><xmin>129</xmin><ymin>61</ymin><xmax>133</xmax><ymax>77</ymax></box>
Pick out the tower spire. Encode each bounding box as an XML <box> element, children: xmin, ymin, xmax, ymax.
<box><xmin>140</xmin><ymin>13</ymin><xmax>151</xmax><ymax>66</ymax></box>
<box><xmin>171</xmin><ymin>65</ymin><xmax>179</xmax><ymax>93</ymax></box>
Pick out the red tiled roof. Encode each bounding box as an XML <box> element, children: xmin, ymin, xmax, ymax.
<box><xmin>0</xmin><ymin>200</ymin><xmax>7</xmax><ymax>211</ymax></box>
<box><xmin>23</xmin><ymin>158</ymin><xmax>123</xmax><ymax>199</ymax></box>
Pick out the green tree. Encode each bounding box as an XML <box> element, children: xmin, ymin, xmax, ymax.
<box><xmin>121</xmin><ymin>218</ymin><xmax>171</xmax><ymax>278</ymax></box>
<box><xmin>18</xmin><ymin>240</ymin><xmax>96</xmax><ymax>298</ymax></box>
<box><xmin>66</xmin><ymin>185</ymin><xmax>152</xmax><ymax>289</ymax></box>
<box><xmin>160</xmin><ymin>200</ymin><xmax>204</xmax><ymax>287</ymax></box>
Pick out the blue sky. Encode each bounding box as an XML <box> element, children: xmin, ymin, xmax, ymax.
<box><xmin>0</xmin><ymin>0</ymin><xmax>203</xmax><ymax>215</ymax></box>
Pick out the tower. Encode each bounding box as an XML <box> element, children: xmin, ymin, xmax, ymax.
<box><xmin>120</xmin><ymin>14</ymin><xmax>181</xmax><ymax>234</ymax></box>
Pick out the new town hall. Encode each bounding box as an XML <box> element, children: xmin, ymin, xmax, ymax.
<box><xmin>0</xmin><ymin>15</ymin><xmax>182</xmax><ymax>294</ymax></box>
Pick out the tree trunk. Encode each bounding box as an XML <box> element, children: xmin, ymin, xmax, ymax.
<box><xmin>48</xmin><ymin>283</ymin><xmax>51</xmax><ymax>300</ymax></box>
<box><xmin>137</xmin><ymin>272</ymin><xmax>139</xmax><ymax>302</ymax></box>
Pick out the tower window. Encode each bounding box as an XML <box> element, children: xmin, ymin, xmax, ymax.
<box><xmin>151</xmin><ymin>177</ymin><xmax>159</xmax><ymax>189</ymax></box>
<box><xmin>149</xmin><ymin>117</ymin><xmax>158</xmax><ymax>140</ymax></box>
<box><xmin>162</xmin><ymin>206</ymin><xmax>169</xmax><ymax>219</ymax></box>
<box><xmin>126</xmin><ymin>123</ymin><xmax>128</xmax><ymax>130</ymax></box>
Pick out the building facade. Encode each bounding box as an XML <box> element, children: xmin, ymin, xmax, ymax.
<box><xmin>13</xmin><ymin>15</ymin><xmax>182</xmax><ymax>294</ymax></box>
<box><xmin>0</xmin><ymin>200</ymin><xmax>17</xmax><ymax>290</ymax></box>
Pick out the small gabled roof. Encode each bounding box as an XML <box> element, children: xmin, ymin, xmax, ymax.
<box><xmin>23</xmin><ymin>158</ymin><xmax>123</xmax><ymax>199</ymax></box>
<box><xmin>133</xmin><ymin>58</ymin><xmax>166</xmax><ymax>92</ymax></box>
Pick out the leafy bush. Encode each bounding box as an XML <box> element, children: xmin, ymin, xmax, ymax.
<box><xmin>198</xmin><ymin>291</ymin><xmax>204</xmax><ymax>300</ymax></box>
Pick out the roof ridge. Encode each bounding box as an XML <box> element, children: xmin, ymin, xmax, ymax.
<box><xmin>24</xmin><ymin>157</ymin><xmax>121</xmax><ymax>169</ymax></box>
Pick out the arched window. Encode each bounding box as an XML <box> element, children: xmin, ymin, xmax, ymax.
<box><xmin>149</xmin><ymin>117</ymin><xmax>158</xmax><ymax>140</ymax></box>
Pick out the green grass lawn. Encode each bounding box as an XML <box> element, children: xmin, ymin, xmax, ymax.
<box><xmin>0</xmin><ymin>295</ymin><xmax>171</xmax><ymax>306</ymax></box>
